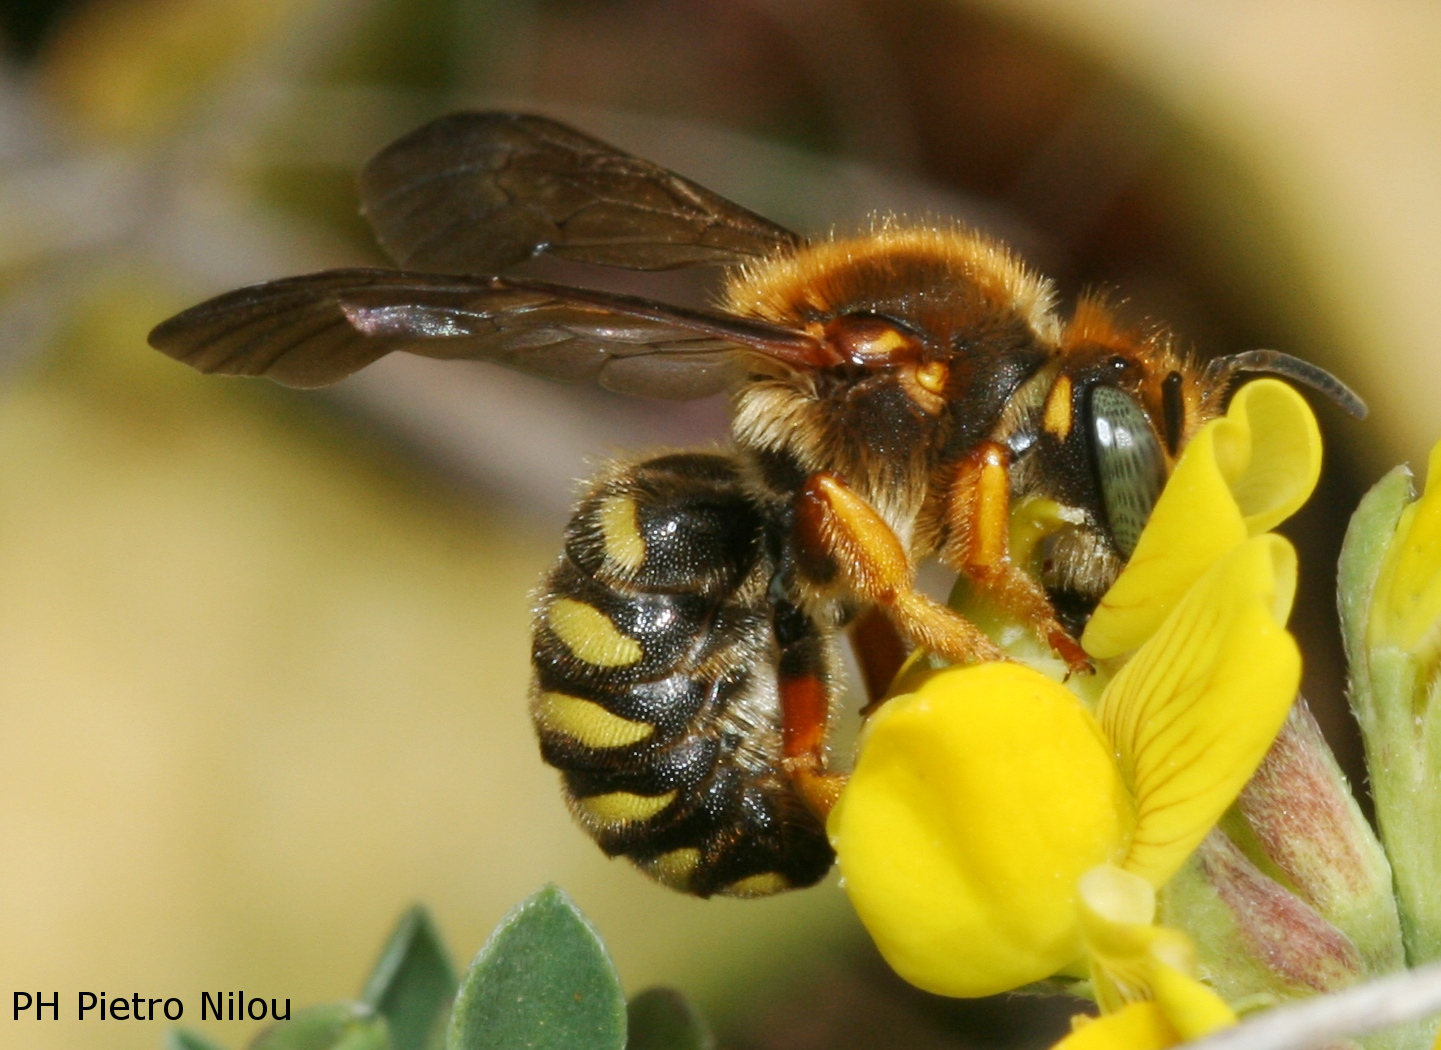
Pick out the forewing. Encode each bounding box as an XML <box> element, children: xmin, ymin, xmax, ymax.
<box><xmin>147</xmin><ymin>269</ymin><xmax>825</xmax><ymax>399</ymax></box>
<box><xmin>358</xmin><ymin>112</ymin><xmax>802</xmax><ymax>272</ymax></box>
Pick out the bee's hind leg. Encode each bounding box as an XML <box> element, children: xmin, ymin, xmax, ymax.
<box><xmin>772</xmin><ymin>598</ymin><xmax>847</xmax><ymax>819</ymax></box>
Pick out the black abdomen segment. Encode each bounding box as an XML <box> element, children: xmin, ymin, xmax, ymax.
<box><xmin>530</xmin><ymin>453</ymin><xmax>834</xmax><ymax>897</ymax></box>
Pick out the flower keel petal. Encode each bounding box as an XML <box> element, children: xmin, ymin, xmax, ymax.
<box><xmin>830</xmin><ymin>663</ymin><xmax>1133</xmax><ymax>997</ymax></box>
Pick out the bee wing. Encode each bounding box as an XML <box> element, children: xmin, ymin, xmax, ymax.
<box><xmin>147</xmin><ymin>269</ymin><xmax>829</xmax><ymax>399</ymax></box>
<box><xmin>358</xmin><ymin>112</ymin><xmax>802</xmax><ymax>273</ymax></box>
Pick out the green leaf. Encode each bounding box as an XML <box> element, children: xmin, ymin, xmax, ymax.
<box><xmin>249</xmin><ymin>1003</ymin><xmax>392</xmax><ymax>1050</ymax></box>
<box><xmin>361</xmin><ymin>905</ymin><xmax>457</xmax><ymax>1050</ymax></box>
<box><xmin>447</xmin><ymin>885</ymin><xmax>626</xmax><ymax>1050</ymax></box>
<box><xmin>625</xmin><ymin>988</ymin><xmax>714</xmax><ymax>1050</ymax></box>
<box><xmin>166</xmin><ymin>1030</ymin><xmax>230</xmax><ymax>1050</ymax></box>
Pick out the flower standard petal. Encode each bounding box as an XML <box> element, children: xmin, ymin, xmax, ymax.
<box><xmin>829</xmin><ymin>662</ymin><xmax>1134</xmax><ymax>997</ymax></box>
<box><xmin>1223</xmin><ymin>379</ymin><xmax>1325</xmax><ymax>535</ymax></box>
<box><xmin>1084</xmin><ymin>380</ymin><xmax>1321</xmax><ymax>660</ymax></box>
<box><xmin>1102</xmin><ymin>535</ymin><xmax>1302</xmax><ymax>887</ymax></box>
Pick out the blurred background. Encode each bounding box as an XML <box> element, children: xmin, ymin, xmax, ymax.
<box><xmin>0</xmin><ymin>1</ymin><xmax>1438</xmax><ymax>1048</ymax></box>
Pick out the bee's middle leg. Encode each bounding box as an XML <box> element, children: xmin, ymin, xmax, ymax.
<box><xmin>793</xmin><ymin>471</ymin><xmax>1002</xmax><ymax>668</ymax></box>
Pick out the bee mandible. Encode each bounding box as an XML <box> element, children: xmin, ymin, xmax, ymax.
<box><xmin>149</xmin><ymin>113</ymin><xmax>1364</xmax><ymax>899</ymax></box>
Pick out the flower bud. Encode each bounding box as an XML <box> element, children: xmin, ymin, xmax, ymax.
<box><xmin>1338</xmin><ymin>440</ymin><xmax>1441</xmax><ymax>964</ymax></box>
<box><xmin>1237</xmin><ymin>700</ymin><xmax>1405</xmax><ymax>975</ymax></box>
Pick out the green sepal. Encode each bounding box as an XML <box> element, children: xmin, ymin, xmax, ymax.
<box><xmin>1337</xmin><ymin>464</ymin><xmax>1414</xmax><ymax>709</ymax></box>
<box><xmin>447</xmin><ymin>885</ymin><xmax>626</xmax><ymax>1050</ymax></box>
<box><xmin>625</xmin><ymin>988</ymin><xmax>714</xmax><ymax>1050</ymax></box>
<box><xmin>361</xmin><ymin>906</ymin><xmax>457</xmax><ymax>1050</ymax></box>
<box><xmin>249</xmin><ymin>1003</ymin><xmax>392</xmax><ymax>1050</ymax></box>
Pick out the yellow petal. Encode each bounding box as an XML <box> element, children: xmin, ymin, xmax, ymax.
<box><xmin>829</xmin><ymin>662</ymin><xmax>1133</xmax><ymax>997</ymax></box>
<box><xmin>1084</xmin><ymin>379</ymin><xmax>1321</xmax><ymax>660</ymax></box>
<box><xmin>1150</xmin><ymin>961</ymin><xmax>1237</xmax><ymax>1040</ymax></box>
<box><xmin>1078</xmin><ymin>865</ymin><xmax>1162</xmax><ymax>1013</ymax></box>
<box><xmin>1051</xmin><ymin>1004</ymin><xmax>1179</xmax><ymax>1050</ymax></box>
<box><xmin>1077</xmin><ymin>867</ymin><xmax>1236</xmax><ymax>1037</ymax></box>
<box><xmin>1102</xmin><ymin>535</ymin><xmax>1301</xmax><ymax>885</ymax></box>
<box><xmin>1371</xmin><ymin>438</ymin><xmax>1441</xmax><ymax>657</ymax></box>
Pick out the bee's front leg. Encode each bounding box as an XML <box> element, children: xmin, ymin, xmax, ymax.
<box><xmin>793</xmin><ymin>471</ymin><xmax>1003</xmax><ymax>669</ymax></box>
<box><xmin>941</xmin><ymin>442</ymin><xmax>1093</xmax><ymax>675</ymax></box>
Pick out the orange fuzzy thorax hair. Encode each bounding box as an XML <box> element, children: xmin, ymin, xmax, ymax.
<box><xmin>719</xmin><ymin>223</ymin><xmax>1061</xmax><ymax>346</ymax></box>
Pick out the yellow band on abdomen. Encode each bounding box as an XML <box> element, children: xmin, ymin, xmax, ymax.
<box><xmin>547</xmin><ymin>598</ymin><xmax>643</xmax><ymax>667</ymax></box>
<box><xmin>574</xmin><ymin>790</ymin><xmax>676</xmax><ymax>828</ymax></box>
<box><xmin>534</xmin><ymin>691</ymin><xmax>654</xmax><ymax>749</ymax></box>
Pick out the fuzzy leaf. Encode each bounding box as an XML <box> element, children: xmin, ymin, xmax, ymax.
<box><xmin>625</xmin><ymin>988</ymin><xmax>714</xmax><ymax>1050</ymax></box>
<box><xmin>447</xmin><ymin>885</ymin><xmax>626</xmax><ymax>1050</ymax></box>
<box><xmin>361</xmin><ymin>906</ymin><xmax>457</xmax><ymax>1050</ymax></box>
<box><xmin>250</xmin><ymin>1003</ymin><xmax>391</xmax><ymax>1050</ymax></box>
<box><xmin>167</xmin><ymin>1030</ymin><xmax>230</xmax><ymax>1050</ymax></box>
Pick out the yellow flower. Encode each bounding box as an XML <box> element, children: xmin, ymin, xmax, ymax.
<box><xmin>830</xmin><ymin>378</ymin><xmax>1323</xmax><ymax>1002</ymax></box>
<box><xmin>1083</xmin><ymin>378</ymin><xmax>1321</xmax><ymax>660</ymax></box>
<box><xmin>829</xmin><ymin>535</ymin><xmax>1300</xmax><ymax>997</ymax></box>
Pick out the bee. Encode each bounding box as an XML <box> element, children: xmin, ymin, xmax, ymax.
<box><xmin>149</xmin><ymin>113</ymin><xmax>1364</xmax><ymax>899</ymax></box>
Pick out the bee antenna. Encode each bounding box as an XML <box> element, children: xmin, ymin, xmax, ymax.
<box><xmin>1202</xmin><ymin>349</ymin><xmax>1367</xmax><ymax>419</ymax></box>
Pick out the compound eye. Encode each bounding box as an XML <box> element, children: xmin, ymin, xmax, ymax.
<box><xmin>1090</xmin><ymin>385</ymin><xmax>1166</xmax><ymax>558</ymax></box>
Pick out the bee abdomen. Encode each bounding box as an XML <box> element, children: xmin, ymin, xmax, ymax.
<box><xmin>531</xmin><ymin>453</ymin><xmax>834</xmax><ymax>897</ymax></box>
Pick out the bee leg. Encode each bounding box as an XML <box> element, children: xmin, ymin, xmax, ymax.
<box><xmin>943</xmin><ymin>442</ymin><xmax>1094</xmax><ymax>674</ymax></box>
<box><xmin>774</xmin><ymin>599</ymin><xmax>846</xmax><ymax>819</ymax></box>
<box><xmin>848</xmin><ymin>606</ymin><xmax>908</xmax><ymax>710</ymax></box>
<box><xmin>795</xmin><ymin>471</ymin><xmax>1003</xmax><ymax>668</ymax></box>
